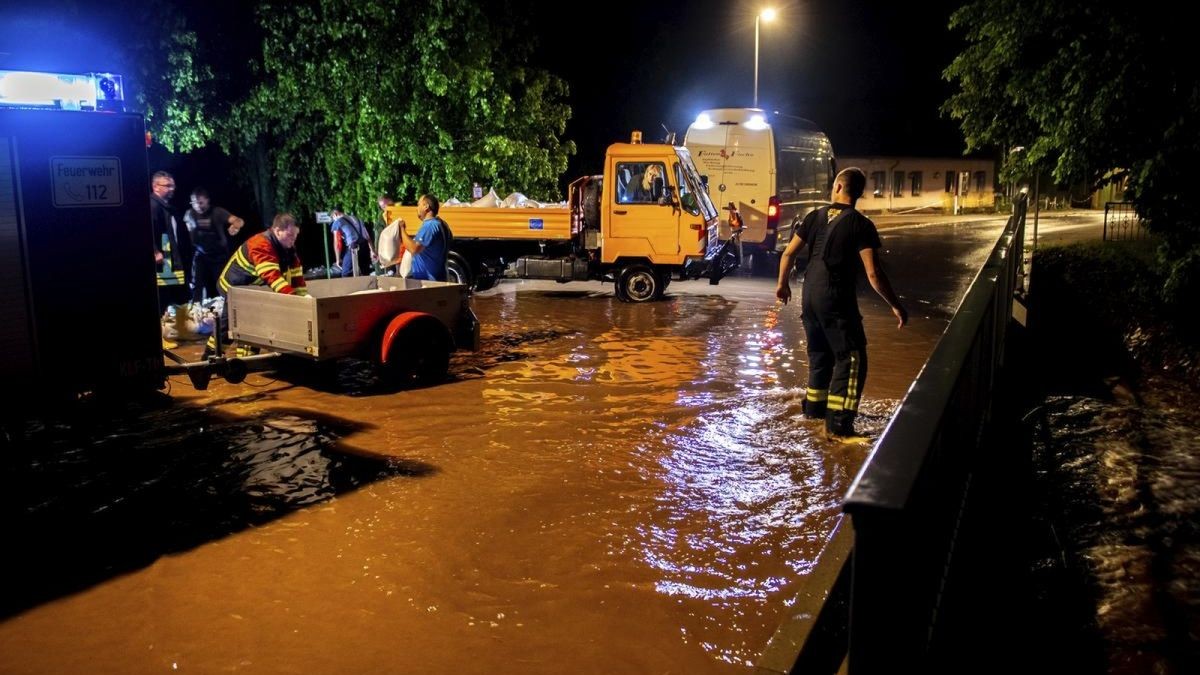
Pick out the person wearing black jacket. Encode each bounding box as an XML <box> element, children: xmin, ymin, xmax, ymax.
<box><xmin>150</xmin><ymin>171</ymin><xmax>192</xmax><ymax>310</ymax></box>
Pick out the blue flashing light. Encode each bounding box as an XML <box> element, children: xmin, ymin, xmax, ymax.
<box><xmin>0</xmin><ymin>69</ymin><xmax>124</xmax><ymax>111</ymax></box>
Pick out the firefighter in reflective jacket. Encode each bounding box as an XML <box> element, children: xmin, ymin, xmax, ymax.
<box><xmin>204</xmin><ymin>213</ymin><xmax>307</xmax><ymax>358</ymax></box>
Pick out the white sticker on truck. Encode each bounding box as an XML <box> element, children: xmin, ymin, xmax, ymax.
<box><xmin>50</xmin><ymin>156</ymin><xmax>123</xmax><ymax>208</ymax></box>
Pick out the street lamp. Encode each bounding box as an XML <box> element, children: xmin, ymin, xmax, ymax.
<box><xmin>754</xmin><ymin>8</ymin><xmax>777</xmax><ymax>108</ymax></box>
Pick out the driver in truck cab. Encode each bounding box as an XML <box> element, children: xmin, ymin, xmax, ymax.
<box><xmin>203</xmin><ymin>212</ymin><xmax>308</xmax><ymax>359</ymax></box>
<box><xmin>623</xmin><ymin>163</ymin><xmax>665</xmax><ymax>204</ymax></box>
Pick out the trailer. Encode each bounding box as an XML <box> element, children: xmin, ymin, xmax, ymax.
<box><xmin>170</xmin><ymin>277</ymin><xmax>478</xmax><ymax>390</ymax></box>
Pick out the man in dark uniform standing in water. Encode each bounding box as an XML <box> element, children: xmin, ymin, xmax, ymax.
<box><xmin>775</xmin><ymin>167</ymin><xmax>908</xmax><ymax>439</ymax></box>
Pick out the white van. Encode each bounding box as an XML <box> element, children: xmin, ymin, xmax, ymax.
<box><xmin>684</xmin><ymin>108</ymin><xmax>836</xmax><ymax>274</ymax></box>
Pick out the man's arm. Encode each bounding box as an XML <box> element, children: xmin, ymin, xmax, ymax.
<box><xmin>859</xmin><ymin>247</ymin><xmax>908</xmax><ymax>328</ymax></box>
<box><xmin>399</xmin><ymin>220</ymin><xmax>426</xmax><ymax>255</ymax></box>
<box><xmin>226</xmin><ymin>213</ymin><xmax>244</xmax><ymax>236</ymax></box>
<box><xmin>775</xmin><ymin>233</ymin><xmax>805</xmax><ymax>305</ymax></box>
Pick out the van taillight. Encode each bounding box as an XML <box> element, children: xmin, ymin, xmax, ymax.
<box><xmin>767</xmin><ymin>196</ymin><xmax>780</xmax><ymax>229</ymax></box>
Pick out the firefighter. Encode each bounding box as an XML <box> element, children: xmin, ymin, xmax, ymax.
<box><xmin>775</xmin><ymin>168</ymin><xmax>908</xmax><ymax>439</ymax></box>
<box><xmin>203</xmin><ymin>213</ymin><xmax>308</xmax><ymax>359</ymax></box>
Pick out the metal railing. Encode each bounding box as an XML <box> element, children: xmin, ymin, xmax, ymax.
<box><xmin>1103</xmin><ymin>201</ymin><xmax>1146</xmax><ymax>241</ymax></box>
<box><xmin>756</xmin><ymin>196</ymin><xmax>1028</xmax><ymax>674</ymax></box>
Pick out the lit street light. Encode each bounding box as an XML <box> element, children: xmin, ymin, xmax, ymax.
<box><xmin>754</xmin><ymin>7</ymin><xmax>777</xmax><ymax>109</ymax></box>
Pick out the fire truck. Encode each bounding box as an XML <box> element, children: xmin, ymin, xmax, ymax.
<box><xmin>0</xmin><ymin>69</ymin><xmax>164</xmax><ymax>399</ymax></box>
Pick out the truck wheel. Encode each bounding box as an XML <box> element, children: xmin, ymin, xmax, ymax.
<box><xmin>618</xmin><ymin>264</ymin><xmax>661</xmax><ymax>303</ymax></box>
<box><xmin>582</xmin><ymin>179</ymin><xmax>602</xmax><ymax>230</ymax></box>
<box><xmin>446</xmin><ymin>252</ymin><xmax>473</xmax><ymax>289</ymax></box>
<box><xmin>380</xmin><ymin>312</ymin><xmax>451</xmax><ymax>387</ymax></box>
<box><xmin>658</xmin><ymin>269</ymin><xmax>672</xmax><ymax>291</ymax></box>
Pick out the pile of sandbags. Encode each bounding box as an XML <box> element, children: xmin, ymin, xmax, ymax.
<box><xmin>161</xmin><ymin>298</ymin><xmax>221</xmax><ymax>341</ymax></box>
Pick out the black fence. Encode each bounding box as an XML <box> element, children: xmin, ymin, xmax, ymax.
<box><xmin>1103</xmin><ymin>201</ymin><xmax>1147</xmax><ymax>241</ymax></box>
<box><xmin>756</xmin><ymin>197</ymin><xmax>1028</xmax><ymax>674</ymax></box>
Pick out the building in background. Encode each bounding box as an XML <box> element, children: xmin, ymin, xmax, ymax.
<box><xmin>838</xmin><ymin>156</ymin><xmax>996</xmax><ymax>214</ymax></box>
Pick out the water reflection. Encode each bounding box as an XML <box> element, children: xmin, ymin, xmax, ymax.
<box><xmin>0</xmin><ymin>232</ymin><xmax>989</xmax><ymax>674</ymax></box>
<box><xmin>1</xmin><ymin>399</ymin><xmax>432</xmax><ymax>618</ymax></box>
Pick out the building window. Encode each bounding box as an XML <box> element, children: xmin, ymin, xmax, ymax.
<box><xmin>871</xmin><ymin>171</ymin><xmax>885</xmax><ymax>197</ymax></box>
<box><xmin>945</xmin><ymin>170</ymin><xmax>954</xmax><ymax>193</ymax></box>
<box><xmin>892</xmin><ymin>170</ymin><xmax>904</xmax><ymax>198</ymax></box>
<box><xmin>974</xmin><ymin>171</ymin><xmax>987</xmax><ymax>194</ymax></box>
<box><xmin>909</xmin><ymin>171</ymin><xmax>923</xmax><ymax>197</ymax></box>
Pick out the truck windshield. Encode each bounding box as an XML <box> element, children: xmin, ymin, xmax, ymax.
<box><xmin>674</xmin><ymin>147</ymin><xmax>718</xmax><ymax>221</ymax></box>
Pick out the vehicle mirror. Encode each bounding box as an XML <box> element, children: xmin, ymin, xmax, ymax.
<box><xmin>657</xmin><ymin>180</ymin><xmax>676</xmax><ymax>206</ymax></box>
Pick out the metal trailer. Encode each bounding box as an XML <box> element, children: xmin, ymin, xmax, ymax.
<box><xmin>210</xmin><ymin>276</ymin><xmax>478</xmax><ymax>387</ymax></box>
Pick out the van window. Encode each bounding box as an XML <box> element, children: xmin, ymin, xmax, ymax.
<box><xmin>777</xmin><ymin>150</ymin><xmax>830</xmax><ymax>204</ymax></box>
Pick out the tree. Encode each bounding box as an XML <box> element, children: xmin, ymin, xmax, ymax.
<box><xmin>226</xmin><ymin>0</ymin><xmax>574</xmax><ymax>228</ymax></box>
<box><xmin>943</xmin><ymin>1</ymin><xmax>1200</xmax><ymax>302</ymax></box>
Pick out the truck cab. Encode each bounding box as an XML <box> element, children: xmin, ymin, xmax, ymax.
<box><xmin>595</xmin><ymin>138</ymin><xmax>715</xmax><ymax>275</ymax></box>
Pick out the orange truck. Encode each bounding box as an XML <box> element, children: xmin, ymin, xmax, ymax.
<box><xmin>384</xmin><ymin>133</ymin><xmax>740</xmax><ymax>302</ymax></box>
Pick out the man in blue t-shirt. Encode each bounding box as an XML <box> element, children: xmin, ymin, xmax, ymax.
<box><xmin>397</xmin><ymin>193</ymin><xmax>451</xmax><ymax>282</ymax></box>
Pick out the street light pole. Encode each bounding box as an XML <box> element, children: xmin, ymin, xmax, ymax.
<box><xmin>754</xmin><ymin>14</ymin><xmax>761</xmax><ymax>108</ymax></box>
<box><xmin>753</xmin><ymin>8</ymin><xmax>776</xmax><ymax>109</ymax></box>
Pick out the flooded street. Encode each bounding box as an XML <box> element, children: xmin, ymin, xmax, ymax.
<box><xmin>1</xmin><ymin>214</ymin><xmax>1084</xmax><ymax>673</ymax></box>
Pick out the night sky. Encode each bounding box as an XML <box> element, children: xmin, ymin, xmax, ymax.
<box><xmin>531</xmin><ymin>0</ymin><xmax>972</xmax><ymax>178</ymax></box>
<box><xmin>1</xmin><ymin>0</ymin><xmax>974</xmax><ymax>201</ymax></box>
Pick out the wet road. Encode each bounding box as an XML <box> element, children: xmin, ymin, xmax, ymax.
<box><xmin>0</xmin><ymin>212</ymin><xmax>1098</xmax><ymax>673</ymax></box>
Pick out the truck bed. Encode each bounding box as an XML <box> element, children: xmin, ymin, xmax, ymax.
<box><xmin>389</xmin><ymin>205</ymin><xmax>572</xmax><ymax>242</ymax></box>
<box><xmin>228</xmin><ymin>277</ymin><xmax>475</xmax><ymax>359</ymax></box>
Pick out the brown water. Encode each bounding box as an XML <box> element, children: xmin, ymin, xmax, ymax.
<box><xmin>0</xmin><ymin>221</ymin><xmax>1002</xmax><ymax>674</ymax></box>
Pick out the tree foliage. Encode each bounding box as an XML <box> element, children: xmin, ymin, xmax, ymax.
<box><xmin>943</xmin><ymin>1</ymin><xmax>1199</xmax><ymax>298</ymax></box>
<box><xmin>227</xmin><ymin>0</ymin><xmax>574</xmax><ymax>222</ymax></box>
<box><xmin>127</xmin><ymin>9</ymin><xmax>220</xmax><ymax>154</ymax></box>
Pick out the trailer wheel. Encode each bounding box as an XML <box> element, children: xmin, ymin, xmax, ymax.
<box><xmin>380</xmin><ymin>312</ymin><xmax>452</xmax><ymax>387</ymax></box>
<box><xmin>617</xmin><ymin>264</ymin><xmax>661</xmax><ymax>303</ymax></box>
<box><xmin>446</xmin><ymin>252</ymin><xmax>473</xmax><ymax>290</ymax></box>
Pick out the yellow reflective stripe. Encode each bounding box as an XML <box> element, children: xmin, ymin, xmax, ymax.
<box><xmin>846</xmin><ymin>353</ymin><xmax>861</xmax><ymax>412</ymax></box>
<box><xmin>256</xmin><ymin>262</ymin><xmax>280</xmax><ymax>274</ymax></box>
<box><xmin>234</xmin><ymin>248</ymin><xmax>254</xmax><ymax>273</ymax></box>
<box><xmin>218</xmin><ymin>277</ymin><xmax>231</xmax><ymax>293</ymax></box>
<box><xmin>294</xmin><ymin>288</ymin><xmax>309</xmax><ymax>297</ymax></box>
<box><xmin>269</xmin><ymin>278</ymin><xmax>288</xmax><ymax>292</ymax></box>
<box><xmin>827</xmin><ymin>394</ymin><xmax>846</xmax><ymax>411</ymax></box>
<box><xmin>157</xmin><ymin>270</ymin><xmax>186</xmax><ymax>286</ymax></box>
<box><xmin>805</xmin><ymin>388</ymin><xmax>828</xmax><ymax>402</ymax></box>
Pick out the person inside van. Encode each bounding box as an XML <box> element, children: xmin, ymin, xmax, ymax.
<box><xmin>626</xmin><ymin>164</ymin><xmax>664</xmax><ymax>203</ymax></box>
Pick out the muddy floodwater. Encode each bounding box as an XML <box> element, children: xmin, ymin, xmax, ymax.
<box><xmin>0</xmin><ymin>217</ymin><xmax>1025</xmax><ymax>673</ymax></box>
